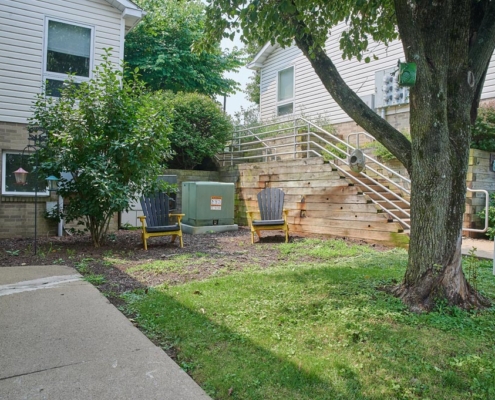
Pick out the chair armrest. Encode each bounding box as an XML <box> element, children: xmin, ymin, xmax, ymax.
<box><xmin>246</xmin><ymin>210</ymin><xmax>259</xmax><ymax>223</ymax></box>
<box><xmin>138</xmin><ymin>216</ymin><xmax>146</xmax><ymax>229</ymax></box>
<box><xmin>170</xmin><ymin>213</ymin><xmax>185</xmax><ymax>223</ymax></box>
<box><xmin>282</xmin><ymin>209</ymin><xmax>289</xmax><ymax>221</ymax></box>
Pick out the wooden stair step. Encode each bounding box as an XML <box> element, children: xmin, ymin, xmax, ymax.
<box><xmin>385</xmin><ymin>209</ymin><xmax>411</xmax><ymax>219</ymax></box>
<box><xmin>363</xmin><ymin>191</ymin><xmax>404</xmax><ymax>201</ymax></box>
<box><xmin>356</xmin><ymin>183</ymin><xmax>391</xmax><ymax>192</ymax></box>
<box><xmin>376</xmin><ymin>199</ymin><xmax>410</xmax><ymax>208</ymax></box>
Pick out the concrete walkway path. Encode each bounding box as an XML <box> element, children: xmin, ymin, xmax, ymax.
<box><xmin>462</xmin><ymin>237</ymin><xmax>494</xmax><ymax>260</ymax></box>
<box><xmin>0</xmin><ymin>265</ymin><xmax>210</xmax><ymax>400</ymax></box>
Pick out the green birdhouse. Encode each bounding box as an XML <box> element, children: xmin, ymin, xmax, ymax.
<box><xmin>398</xmin><ymin>62</ymin><xmax>416</xmax><ymax>87</ymax></box>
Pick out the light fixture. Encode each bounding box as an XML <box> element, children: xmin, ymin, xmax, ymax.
<box><xmin>14</xmin><ymin>167</ymin><xmax>29</xmax><ymax>185</ymax></box>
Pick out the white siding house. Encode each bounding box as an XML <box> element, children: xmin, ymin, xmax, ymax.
<box><xmin>0</xmin><ymin>0</ymin><xmax>143</xmax><ymax>238</ymax></box>
<box><xmin>249</xmin><ymin>22</ymin><xmax>495</xmax><ymax>129</ymax></box>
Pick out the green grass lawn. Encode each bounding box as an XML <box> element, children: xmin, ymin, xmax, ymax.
<box><xmin>123</xmin><ymin>239</ymin><xmax>495</xmax><ymax>400</ymax></box>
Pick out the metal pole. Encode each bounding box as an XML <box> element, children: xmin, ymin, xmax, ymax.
<box><xmin>34</xmin><ymin>151</ymin><xmax>38</xmax><ymax>255</ymax></box>
<box><xmin>58</xmin><ymin>194</ymin><xmax>63</xmax><ymax>237</ymax></box>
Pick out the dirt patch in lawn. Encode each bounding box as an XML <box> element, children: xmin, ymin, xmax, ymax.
<box><xmin>0</xmin><ymin>228</ymin><xmax>388</xmax><ymax>301</ymax></box>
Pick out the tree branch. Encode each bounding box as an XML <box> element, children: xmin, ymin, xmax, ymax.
<box><xmin>294</xmin><ymin>31</ymin><xmax>412</xmax><ymax>171</ymax></box>
<box><xmin>469</xmin><ymin>0</ymin><xmax>495</xmax><ymax>86</ymax></box>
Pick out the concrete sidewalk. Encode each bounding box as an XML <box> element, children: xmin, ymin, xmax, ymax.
<box><xmin>0</xmin><ymin>265</ymin><xmax>210</xmax><ymax>400</ymax></box>
<box><xmin>462</xmin><ymin>237</ymin><xmax>494</xmax><ymax>260</ymax></box>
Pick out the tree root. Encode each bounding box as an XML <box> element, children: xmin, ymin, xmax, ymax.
<box><xmin>389</xmin><ymin>279</ymin><xmax>491</xmax><ymax>313</ymax></box>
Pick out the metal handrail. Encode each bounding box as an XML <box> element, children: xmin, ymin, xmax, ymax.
<box><xmin>463</xmin><ymin>188</ymin><xmax>489</xmax><ymax>233</ymax></box>
<box><xmin>347</xmin><ymin>131</ymin><xmax>375</xmax><ymax>149</ymax></box>
<box><xmin>220</xmin><ymin>117</ymin><xmax>412</xmax><ymax>227</ymax></box>
<box><xmin>219</xmin><ymin>117</ymin><xmax>489</xmax><ymax>234</ymax></box>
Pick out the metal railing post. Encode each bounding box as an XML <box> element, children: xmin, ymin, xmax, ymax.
<box><xmin>307</xmin><ymin>121</ymin><xmax>310</xmax><ymax>159</ymax></box>
<box><xmin>293</xmin><ymin>117</ymin><xmax>297</xmax><ymax>159</ymax></box>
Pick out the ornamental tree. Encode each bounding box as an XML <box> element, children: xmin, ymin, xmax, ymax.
<box><xmin>30</xmin><ymin>53</ymin><xmax>173</xmax><ymax>247</ymax></box>
<box><xmin>124</xmin><ymin>0</ymin><xmax>243</xmax><ymax>97</ymax></box>
<box><xmin>202</xmin><ymin>0</ymin><xmax>495</xmax><ymax>311</ymax></box>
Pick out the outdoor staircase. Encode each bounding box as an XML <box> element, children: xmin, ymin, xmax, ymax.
<box><xmin>218</xmin><ymin>117</ymin><xmax>489</xmax><ymax>241</ymax></box>
<box><xmin>218</xmin><ymin>117</ymin><xmax>413</xmax><ymax>234</ymax></box>
<box><xmin>344</xmin><ymin>167</ymin><xmax>410</xmax><ymax>232</ymax></box>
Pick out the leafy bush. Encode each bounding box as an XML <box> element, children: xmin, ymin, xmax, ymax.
<box><xmin>362</xmin><ymin>132</ymin><xmax>411</xmax><ymax>162</ymax></box>
<box><xmin>477</xmin><ymin>192</ymin><xmax>495</xmax><ymax>240</ymax></box>
<box><xmin>163</xmin><ymin>92</ymin><xmax>234</xmax><ymax>170</ymax></box>
<box><xmin>323</xmin><ymin>142</ymin><xmax>348</xmax><ymax>161</ymax></box>
<box><xmin>31</xmin><ymin>51</ymin><xmax>173</xmax><ymax>247</ymax></box>
<box><xmin>471</xmin><ymin>101</ymin><xmax>495</xmax><ymax>152</ymax></box>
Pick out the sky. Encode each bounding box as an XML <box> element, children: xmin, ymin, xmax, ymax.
<box><xmin>216</xmin><ymin>35</ymin><xmax>256</xmax><ymax>117</ymax></box>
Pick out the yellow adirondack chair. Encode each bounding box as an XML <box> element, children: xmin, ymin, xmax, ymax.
<box><xmin>139</xmin><ymin>192</ymin><xmax>184</xmax><ymax>250</ymax></box>
<box><xmin>247</xmin><ymin>188</ymin><xmax>289</xmax><ymax>244</ymax></box>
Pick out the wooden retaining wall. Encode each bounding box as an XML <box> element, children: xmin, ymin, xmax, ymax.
<box><xmin>223</xmin><ymin>157</ymin><xmax>407</xmax><ymax>246</ymax></box>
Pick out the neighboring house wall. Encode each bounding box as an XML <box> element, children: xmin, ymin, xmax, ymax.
<box><xmin>255</xmin><ymin>23</ymin><xmax>495</xmax><ymax>127</ymax></box>
<box><xmin>0</xmin><ymin>0</ymin><xmax>140</xmax><ymax>239</ymax></box>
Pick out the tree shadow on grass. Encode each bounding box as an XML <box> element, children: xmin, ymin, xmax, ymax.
<box><xmin>126</xmin><ymin>286</ymin><xmax>369</xmax><ymax>400</ymax></box>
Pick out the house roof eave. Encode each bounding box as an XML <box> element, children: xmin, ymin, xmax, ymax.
<box><xmin>104</xmin><ymin>0</ymin><xmax>145</xmax><ymax>33</ymax></box>
<box><xmin>247</xmin><ymin>42</ymin><xmax>279</xmax><ymax>70</ymax></box>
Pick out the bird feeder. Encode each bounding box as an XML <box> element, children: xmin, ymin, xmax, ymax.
<box><xmin>46</xmin><ymin>175</ymin><xmax>60</xmax><ymax>192</ymax></box>
<box><xmin>398</xmin><ymin>61</ymin><xmax>417</xmax><ymax>87</ymax></box>
<box><xmin>13</xmin><ymin>167</ymin><xmax>28</xmax><ymax>185</ymax></box>
<box><xmin>349</xmin><ymin>149</ymin><xmax>365</xmax><ymax>173</ymax></box>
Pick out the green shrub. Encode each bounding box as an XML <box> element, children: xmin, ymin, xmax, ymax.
<box><xmin>162</xmin><ymin>92</ymin><xmax>234</xmax><ymax>170</ymax></box>
<box><xmin>362</xmin><ymin>132</ymin><xmax>411</xmax><ymax>162</ymax></box>
<box><xmin>31</xmin><ymin>51</ymin><xmax>172</xmax><ymax>247</ymax></box>
<box><xmin>323</xmin><ymin>142</ymin><xmax>348</xmax><ymax>161</ymax></box>
<box><xmin>471</xmin><ymin>102</ymin><xmax>495</xmax><ymax>152</ymax></box>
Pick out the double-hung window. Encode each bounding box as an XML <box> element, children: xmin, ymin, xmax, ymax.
<box><xmin>43</xmin><ymin>18</ymin><xmax>94</xmax><ymax>97</ymax></box>
<box><xmin>277</xmin><ymin>66</ymin><xmax>294</xmax><ymax>116</ymax></box>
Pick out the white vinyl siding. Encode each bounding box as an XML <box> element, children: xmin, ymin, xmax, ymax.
<box><xmin>0</xmin><ymin>0</ymin><xmax>124</xmax><ymax>124</ymax></box>
<box><xmin>259</xmin><ymin>22</ymin><xmax>495</xmax><ymax>123</ymax></box>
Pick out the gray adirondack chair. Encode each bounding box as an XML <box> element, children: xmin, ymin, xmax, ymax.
<box><xmin>139</xmin><ymin>192</ymin><xmax>184</xmax><ymax>250</ymax></box>
<box><xmin>247</xmin><ymin>188</ymin><xmax>289</xmax><ymax>244</ymax></box>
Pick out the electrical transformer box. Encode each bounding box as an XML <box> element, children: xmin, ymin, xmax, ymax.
<box><xmin>182</xmin><ymin>182</ymin><xmax>235</xmax><ymax>226</ymax></box>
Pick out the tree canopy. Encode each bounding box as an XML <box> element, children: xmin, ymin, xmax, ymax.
<box><xmin>202</xmin><ymin>0</ymin><xmax>495</xmax><ymax>311</ymax></box>
<box><xmin>124</xmin><ymin>0</ymin><xmax>243</xmax><ymax>97</ymax></box>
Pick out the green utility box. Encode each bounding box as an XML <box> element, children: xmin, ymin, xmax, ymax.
<box><xmin>182</xmin><ymin>182</ymin><xmax>235</xmax><ymax>227</ymax></box>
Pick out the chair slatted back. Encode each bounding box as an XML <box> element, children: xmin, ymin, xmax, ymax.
<box><xmin>257</xmin><ymin>188</ymin><xmax>284</xmax><ymax>221</ymax></box>
<box><xmin>140</xmin><ymin>192</ymin><xmax>171</xmax><ymax>227</ymax></box>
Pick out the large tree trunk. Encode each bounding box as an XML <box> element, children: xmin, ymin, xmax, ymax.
<box><xmin>391</xmin><ymin>0</ymin><xmax>491</xmax><ymax>311</ymax></box>
<box><xmin>293</xmin><ymin>0</ymin><xmax>495</xmax><ymax>311</ymax></box>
